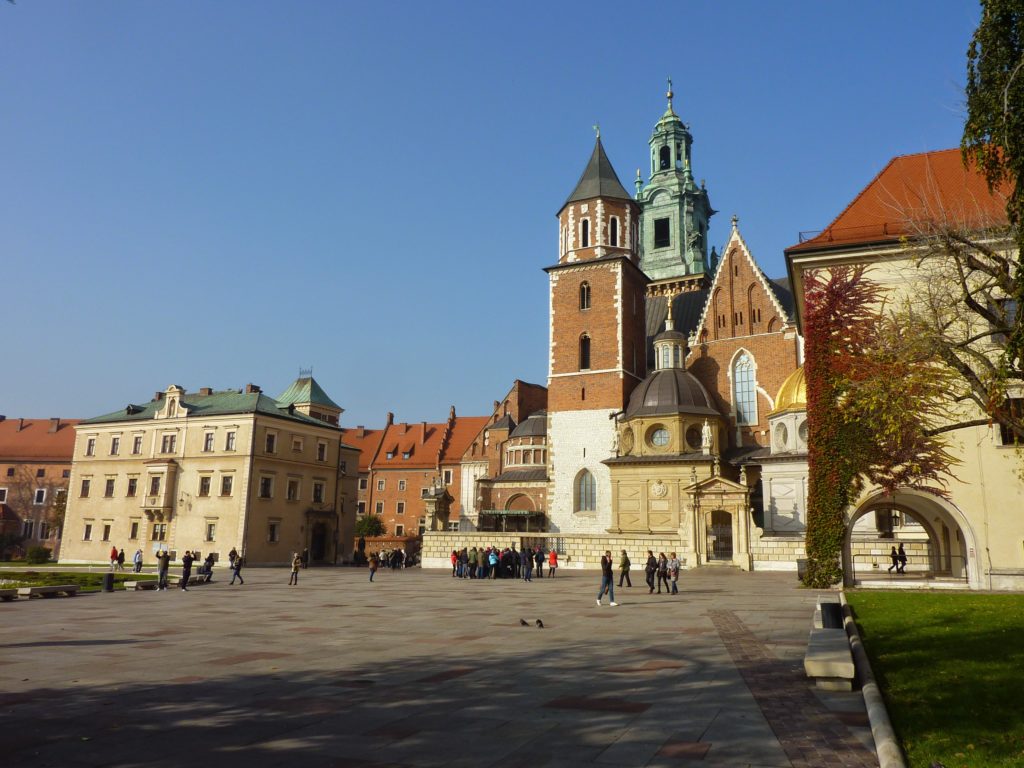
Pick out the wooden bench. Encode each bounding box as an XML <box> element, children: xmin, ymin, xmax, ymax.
<box><xmin>0</xmin><ymin>588</ymin><xmax>18</xmax><ymax>602</ymax></box>
<box><xmin>17</xmin><ymin>584</ymin><xmax>80</xmax><ymax>599</ymax></box>
<box><xmin>123</xmin><ymin>580</ymin><xmax>158</xmax><ymax>591</ymax></box>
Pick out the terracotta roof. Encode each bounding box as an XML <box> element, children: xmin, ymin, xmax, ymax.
<box><xmin>339</xmin><ymin>427</ymin><xmax>386</xmax><ymax>472</ymax></box>
<box><xmin>787</xmin><ymin>149</ymin><xmax>1009</xmax><ymax>254</ymax></box>
<box><xmin>440</xmin><ymin>416</ymin><xmax>489</xmax><ymax>464</ymax></box>
<box><xmin>0</xmin><ymin>418</ymin><xmax>79</xmax><ymax>461</ymax></box>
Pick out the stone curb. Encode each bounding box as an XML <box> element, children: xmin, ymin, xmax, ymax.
<box><xmin>840</xmin><ymin>592</ymin><xmax>906</xmax><ymax>768</ymax></box>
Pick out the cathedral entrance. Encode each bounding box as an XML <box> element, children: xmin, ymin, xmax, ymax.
<box><xmin>707</xmin><ymin>510</ymin><xmax>733</xmax><ymax>561</ymax></box>
<box><xmin>310</xmin><ymin>522</ymin><xmax>328</xmax><ymax>562</ymax></box>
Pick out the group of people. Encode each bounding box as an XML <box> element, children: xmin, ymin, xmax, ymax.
<box><xmin>449</xmin><ymin>545</ymin><xmax>558</xmax><ymax>581</ymax></box>
<box><xmin>888</xmin><ymin>543</ymin><xmax>909</xmax><ymax>574</ymax></box>
<box><xmin>599</xmin><ymin>549</ymin><xmax>682</xmax><ymax>605</ymax></box>
<box><xmin>108</xmin><ymin>545</ymin><xmax>146</xmax><ymax>573</ymax></box>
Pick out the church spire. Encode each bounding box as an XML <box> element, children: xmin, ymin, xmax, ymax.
<box><xmin>560</xmin><ymin>134</ymin><xmax>632</xmax><ymax>213</ymax></box>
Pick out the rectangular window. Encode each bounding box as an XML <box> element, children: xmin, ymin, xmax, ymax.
<box><xmin>205</xmin><ymin>522</ymin><xmax>216</xmax><ymax>542</ymax></box>
<box><xmin>395</xmin><ymin>524</ymin><xmax>404</xmax><ymax>536</ymax></box>
<box><xmin>22</xmin><ymin>520</ymin><xmax>35</xmax><ymax>539</ymax></box>
<box><xmin>375</xmin><ymin>501</ymin><xmax>383</xmax><ymax>515</ymax></box>
<box><xmin>654</xmin><ymin>217</ymin><xmax>671</xmax><ymax>248</ymax></box>
<box><xmin>149</xmin><ymin>476</ymin><xmax>161</xmax><ymax>496</ymax></box>
<box><xmin>161</xmin><ymin>434</ymin><xmax>176</xmax><ymax>453</ymax></box>
<box><xmin>339</xmin><ymin>460</ymin><xmax>347</xmax><ymax>474</ymax></box>
<box><xmin>127</xmin><ymin>478</ymin><xmax>138</xmax><ymax>497</ymax></box>
<box><xmin>287</xmin><ymin>479</ymin><xmax>299</xmax><ymax>501</ymax></box>
<box><xmin>0</xmin><ymin>489</ymin><xmax>6</xmax><ymax>503</ymax></box>
<box><xmin>398</xmin><ymin>479</ymin><xmax>406</xmax><ymax>491</ymax></box>
<box><xmin>313</xmin><ymin>482</ymin><xmax>325</xmax><ymax>504</ymax></box>
<box><xmin>102</xmin><ymin>523</ymin><xmax>111</xmax><ymax>542</ymax></box>
<box><xmin>132</xmin><ymin>435</ymin><xmax>143</xmax><ymax>455</ymax></box>
<box><xmin>268</xmin><ymin>521</ymin><xmax>280</xmax><ymax>543</ymax></box>
<box><xmin>376</xmin><ymin>479</ymin><xmax>385</xmax><ymax>491</ymax></box>
<box><xmin>104</xmin><ymin>479</ymin><xmax>115</xmax><ymax>498</ymax></box>
<box><xmin>110</xmin><ymin>436</ymin><xmax>120</xmax><ymax>455</ymax></box>
<box><xmin>396</xmin><ymin>501</ymin><xmax>405</xmax><ymax>515</ymax></box>
<box><xmin>359</xmin><ymin>477</ymin><xmax>368</xmax><ymax>491</ymax></box>
<box><xmin>36</xmin><ymin>468</ymin><xmax>46</xmax><ymax>478</ymax></box>
<box><xmin>83</xmin><ymin>523</ymin><xmax>93</xmax><ymax>541</ymax></box>
<box><xmin>151</xmin><ymin>523</ymin><xmax>167</xmax><ymax>541</ymax></box>
<box><xmin>443</xmin><ymin>469</ymin><xmax>453</xmax><ymax>485</ymax></box>
<box><xmin>357</xmin><ymin>501</ymin><xmax>366</xmax><ymax>516</ymax></box>
<box><xmin>86</xmin><ymin>438</ymin><xmax>96</xmax><ymax>456</ymax></box>
<box><xmin>198</xmin><ymin>476</ymin><xmax>212</xmax><ymax>497</ymax></box>
<box><xmin>203</xmin><ymin>432</ymin><xmax>215</xmax><ymax>452</ymax></box>
<box><xmin>999</xmin><ymin>398</ymin><xmax>1024</xmax><ymax>445</ymax></box>
<box><xmin>81</xmin><ymin>479</ymin><xmax>91</xmax><ymax>498</ymax></box>
<box><xmin>225</xmin><ymin>431</ymin><xmax>236</xmax><ymax>451</ymax></box>
<box><xmin>62</xmin><ymin>469</ymin><xmax>70</xmax><ymax>478</ymax></box>
<box><xmin>221</xmin><ymin>475</ymin><xmax>234</xmax><ymax>496</ymax></box>
<box><xmin>259</xmin><ymin>477</ymin><xmax>273</xmax><ymax>499</ymax></box>
<box><xmin>265</xmin><ymin>433</ymin><xmax>277</xmax><ymax>454</ymax></box>
<box><xmin>5</xmin><ymin>468</ymin><xmax>13</xmax><ymax>477</ymax></box>
<box><xmin>292</xmin><ymin>437</ymin><xmax>303</xmax><ymax>453</ymax></box>
<box><xmin>447</xmin><ymin>521</ymin><xmax>460</xmax><ymax>532</ymax></box>
<box><xmin>418</xmin><ymin>517</ymin><xmax>426</xmax><ymax>535</ymax></box>
<box><xmin>129</xmin><ymin>520</ymin><xmax>139</xmax><ymax>540</ymax></box>
<box><xmin>33</xmin><ymin>488</ymin><xmax>46</xmax><ymax>505</ymax></box>
<box><xmin>39</xmin><ymin>522</ymin><xmax>50</xmax><ymax>540</ymax></box>
<box><xmin>317</xmin><ymin>441</ymin><xmax>327</xmax><ymax>462</ymax></box>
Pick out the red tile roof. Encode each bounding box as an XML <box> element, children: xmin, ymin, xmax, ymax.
<box><xmin>440</xmin><ymin>416</ymin><xmax>490</xmax><ymax>465</ymax></box>
<box><xmin>786</xmin><ymin>149</ymin><xmax>1009</xmax><ymax>254</ymax></box>
<box><xmin>339</xmin><ymin>427</ymin><xmax>386</xmax><ymax>472</ymax></box>
<box><xmin>0</xmin><ymin>418</ymin><xmax>79</xmax><ymax>462</ymax></box>
<box><xmin>370</xmin><ymin>415</ymin><xmax>490</xmax><ymax>470</ymax></box>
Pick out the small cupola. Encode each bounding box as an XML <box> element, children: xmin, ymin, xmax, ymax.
<box><xmin>653</xmin><ymin>297</ymin><xmax>687</xmax><ymax>370</ymax></box>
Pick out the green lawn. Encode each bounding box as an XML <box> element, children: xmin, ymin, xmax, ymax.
<box><xmin>0</xmin><ymin>570</ymin><xmax>156</xmax><ymax>591</ymax></box>
<box><xmin>847</xmin><ymin>591</ymin><xmax>1024</xmax><ymax>768</ymax></box>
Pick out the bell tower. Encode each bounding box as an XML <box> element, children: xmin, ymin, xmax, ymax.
<box><xmin>637</xmin><ymin>79</ymin><xmax>715</xmax><ymax>294</ymax></box>
<box><xmin>546</xmin><ymin>132</ymin><xmax>649</xmax><ymax>535</ymax></box>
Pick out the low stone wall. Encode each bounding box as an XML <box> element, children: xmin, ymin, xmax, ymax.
<box><xmin>750</xmin><ymin>533</ymin><xmax>806</xmax><ymax>572</ymax></box>
<box><xmin>422</xmin><ymin>532</ymin><xmax>689</xmax><ymax>570</ymax></box>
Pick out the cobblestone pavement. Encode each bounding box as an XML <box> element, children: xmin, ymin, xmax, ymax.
<box><xmin>0</xmin><ymin>566</ymin><xmax>876</xmax><ymax>767</ymax></box>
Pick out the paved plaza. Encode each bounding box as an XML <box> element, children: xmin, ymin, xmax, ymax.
<box><xmin>1</xmin><ymin>566</ymin><xmax>877</xmax><ymax>768</ymax></box>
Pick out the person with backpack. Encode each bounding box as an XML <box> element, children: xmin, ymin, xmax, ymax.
<box><xmin>229</xmin><ymin>552</ymin><xmax>245</xmax><ymax>585</ymax></box>
<box><xmin>618</xmin><ymin>550</ymin><xmax>632</xmax><ymax>587</ymax></box>
<box><xmin>132</xmin><ymin>548</ymin><xmax>143</xmax><ymax>574</ymax></box>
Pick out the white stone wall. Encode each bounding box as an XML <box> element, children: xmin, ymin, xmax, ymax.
<box><xmin>548</xmin><ymin>409</ymin><xmax>618</xmax><ymax>534</ymax></box>
<box><xmin>459</xmin><ymin>462</ymin><xmax>488</xmax><ymax>528</ymax></box>
<box><xmin>760</xmin><ymin>461</ymin><xmax>809</xmax><ymax>532</ymax></box>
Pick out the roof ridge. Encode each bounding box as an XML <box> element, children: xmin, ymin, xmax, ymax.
<box><xmin>816</xmin><ymin>155</ymin><xmax>900</xmax><ymax>239</ymax></box>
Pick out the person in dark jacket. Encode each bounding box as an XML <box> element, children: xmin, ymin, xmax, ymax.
<box><xmin>618</xmin><ymin>550</ymin><xmax>632</xmax><ymax>587</ymax></box>
<box><xmin>155</xmin><ymin>549</ymin><xmax>171</xmax><ymax>591</ymax></box>
<box><xmin>644</xmin><ymin>550</ymin><xmax>657</xmax><ymax>593</ymax></box>
<box><xmin>534</xmin><ymin>546</ymin><xmax>544</xmax><ymax>578</ymax></box>
<box><xmin>230</xmin><ymin>552</ymin><xmax>245</xmax><ymax>585</ymax></box>
<box><xmin>897</xmin><ymin>543</ymin><xmax>908</xmax><ymax>574</ymax></box>
<box><xmin>888</xmin><ymin>546</ymin><xmax>899</xmax><ymax>573</ymax></box>
<box><xmin>521</xmin><ymin>546</ymin><xmax>533</xmax><ymax>582</ymax></box>
<box><xmin>656</xmin><ymin>552</ymin><xmax>670</xmax><ymax>595</ymax></box>
<box><xmin>596</xmin><ymin>551</ymin><xmax>617</xmax><ymax>606</ymax></box>
<box><xmin>180</xmin><ymin>551</ymin><xmax>194</xmax><ymax>591</ymax></box>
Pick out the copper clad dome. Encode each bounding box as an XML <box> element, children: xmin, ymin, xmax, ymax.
<box><xmin>625</xmin><ymin>369</ymin><xmax>720</xmax><ymax>418</ymax></box>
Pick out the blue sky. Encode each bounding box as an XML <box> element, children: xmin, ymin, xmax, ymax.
<box><xmin>2</xmin><ymin>1</ymin><xmax>980</xmax><ymax>426</ymax></box>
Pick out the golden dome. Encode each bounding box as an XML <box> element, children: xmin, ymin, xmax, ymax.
<box><xmin>771</xmin><ymin>367</ymin><xmax>806</xmax><ymax>415</ymax></box>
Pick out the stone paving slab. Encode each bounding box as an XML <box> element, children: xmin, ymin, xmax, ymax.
<box><xmin>0</xmin><ymin>566</ymin><xmax>876</xmax><ymax>767</ymax></box>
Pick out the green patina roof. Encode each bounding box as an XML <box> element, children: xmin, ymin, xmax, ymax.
<box><xmin>82</xmin><ymin>390</ymin><xmax>337</xmax><ymax>429</ymax></box>
<box><xmin>560</xmin><ymin>137</ymin><xmax>632</xmax><ymax>212</ymax></box>
<box><xmin>275</xmin><ymin>376</ymin><xmax>342</xmax><ymax>412</ymax></box>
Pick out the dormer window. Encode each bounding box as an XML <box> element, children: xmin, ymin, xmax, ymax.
<box><xmin>402</xmin><ymin>451</ymin><xmax>411</xmax><ymax>459</ymax></box>
<box><xmin>579</xmin><ymin>282</ymin><xmax>591</xmax><ymax>310</ymax></box>
<box><xmin>581</xmin><ymin>219</ymin><xmax>590</xmax><ymax>248</ymax></box>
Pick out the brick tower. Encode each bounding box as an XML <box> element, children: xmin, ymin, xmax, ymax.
<box><xmin>545</xmin><ymin>134</ymin><xmax>649</xmax><ymax>534</ymax></box>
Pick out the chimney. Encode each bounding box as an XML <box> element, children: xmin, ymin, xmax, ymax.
<box><xmin>420</xmin><ymin>421</ymin><xmax>427</xmax><ymax>444</ymax></box>
<box><xmin>244</xmin><ymin>383</ymin><xmax>261</xmax><ymax>394</ymax></box>
<box><xmin>386</xmin><ymin>412</ymin><xmax>394</xmax><ymax>426</ymax></box>
<box><xmin>398</xmin><ymin>423</ymin><xmax>408</xmax><ymax>436</ymax></box>
<box><xmin>48</xmin><ymin>418</ymin><xmax>61</xmax><ymax>433</ymax></box>
<box><xmin>199</xmin><ymin>387</ymin><xmax>213</xmax><ymax>396</ymax></box>
<box><xmin>154</xmin><ymin>391</ymin><xmax>165</xmax><ymax>402</ymax></box>
<box><xmin>449</xmin><ymin>405</ymin><xmax>456</xmax><ymax>420</ymax></box>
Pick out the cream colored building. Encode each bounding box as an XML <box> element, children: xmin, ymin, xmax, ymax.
<box><xmin>61</xmin><ymin>377</ymin><xmax>359</xmax><ymax>566</ymax></box>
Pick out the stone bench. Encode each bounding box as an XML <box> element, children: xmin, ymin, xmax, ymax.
<box><xmin>123</xmin><ymin>580</ymin><xmax>157</xmax><ymax>591</ymax></box>
<box><xmin>17</xmin><ymin>584</ymin><xmax>80</xmax><ymax>599</ymax></box>
<box><xmin>812</xmin><ymin>597</ymin><xmax>844</xmax><ymax>629</ymax></box>
<box><xmin>0</xmin><ymin>588</ymin><xmax>18</xmax><ymax>602</ymax></box>
<box><xmin>804</xmin><ymin>627</ymin><xmax>856</xmax><ymax>690</ymax></box>
<box><xmin>166</xmin><ymin>574</ymin><xmax>208</xmax><ymax>587</ymax></box>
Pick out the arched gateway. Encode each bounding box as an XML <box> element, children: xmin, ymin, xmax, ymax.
<box><xmin>843</xmin><ymin>489</ymin><xmax>980</xmax><ymax>589</ymax></box>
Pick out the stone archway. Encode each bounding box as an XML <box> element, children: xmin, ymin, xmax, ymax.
<box><xmin>843</xmin><ymin>489</ymin><xmax>979</xmax><ymax>589</ymax></box>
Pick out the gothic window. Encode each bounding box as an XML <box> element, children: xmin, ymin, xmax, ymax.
<box><xmin>581</xmin><ymin>219</ymin><xmax>590</xmax><ymax>248</ymax></box>
<box><xmin>579</xmin><ymin>282</ymin><xmax>591</xmax><ymax>310</ymax></box>
<box><xmin>733</xmin><ymin>352</ymin><xmax>757</xmax><ymax>426</ymax></box>
<box><xmin>654</xmin><ymin>218</ymin><xmax>670</xmax><ymax>248</ymax></box>
<box><xmin>575</xmin><ymin>470</ymin><xmax>596</xmax><ymax>512</ymax></box>
<box><xmin>659</xmin><ymin>145</ymin><xmax>671</xmax><ymax>170</ymax></box>
<box><xmin>579</xmin><ymin>335</ymin><xmax>591</xmax><ymax>370</ymax></box>
<box><xmin>609</xmin><ymin>217</ymin><xmax>619</xmax><ymax>247</ymax></box>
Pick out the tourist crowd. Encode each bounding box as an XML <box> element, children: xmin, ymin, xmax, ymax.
<box><xmin>449</xmin><ymin>545</ymin><xmax>558</xmax><ymax>581</ymax></box>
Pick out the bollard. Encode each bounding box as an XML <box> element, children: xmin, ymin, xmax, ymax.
<box><xmin>102</xmin><ymin>572</ymin><xmax>115</xmax><ymax>592</ymax></box>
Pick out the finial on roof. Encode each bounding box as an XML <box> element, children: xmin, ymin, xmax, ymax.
<box><xmin>664</xmin><ymin>291</ymin><xmax>676</xmax><ymax>332</ymax></box>
<box><xmin>635</xmin><ymin>168</ymin><xmax>643</xmax><ymax>198</ymax></box>
<box><xmin>299</xmin><ymin>366</ymin><xmax>313</xmax><ymax>378</ymax></box>
<box><xmin>731</xmin><ymin>214</ymin><xmax>739</xmax><ymax>230</ymax></box>
<box><xmin>666</xmin><ymin>76</ymin><xmax>674</xmax><ymax>110</ymax></box>
<box><xmin>593</xmin><ymin>122</ymin><xmax>600</xmax><ymax>139</ymax></box>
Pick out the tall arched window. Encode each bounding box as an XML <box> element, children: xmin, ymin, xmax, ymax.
<box><xmin>579</xmin><ymin>334</ymin><xmax>591</xmax><ymax>370</ymax></box>
<box><xmin>659</xmin><ymin>145</ymin><xmax>671</xmax><ymax>170</ymax></box>
<box><xmin>579</xmin><ymin>281</ymin><xmax>591</xmax><ymax>310</ymax></box>
<box><xmin>581</xmin><ymin>219</ymin><xmax>590</xmax><ymax>248</ymax></box>
<box><xmin>609</xmin><ymin>217</ymin><xmax>619</xmax><ymax>246</ymax></box>
<box><xmin>733</xmin><ymin>352</ymin><xmax>757</xmax><ymax>425</ymax></box>
<box><xmin>576</xmin><ymin>470</ymin><xmax>596</xmax><ymax>512</ymax></box>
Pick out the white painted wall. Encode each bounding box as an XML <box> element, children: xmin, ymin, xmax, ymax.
<box><xmin>548</xmin><ymin>409</ymin><xmax>618</xmax><ymax>534</ymax></box>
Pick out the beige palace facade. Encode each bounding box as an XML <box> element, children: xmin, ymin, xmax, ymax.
<box><xmin>61</xmin><ymin>378</ymin><xmax>359</xmax><ymax>566</ymax></box>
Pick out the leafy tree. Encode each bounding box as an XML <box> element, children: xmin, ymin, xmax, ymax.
<box><xmin>354</xmin><ymin>515</ymin><xmax>386</xmax><ymax>538</ymax></box>
<box><xmin>963</xmin><ymin>0</ymin><xmax>1024</xmax><ymax>373</ymax></box>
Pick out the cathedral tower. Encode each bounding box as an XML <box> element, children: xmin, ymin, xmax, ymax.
<box><xmin>546</xmin><ymin>135</ymin><xmax>649</xmax><ymax>534</ymax></box>
<box><xmin>637</xmin><ymin>80</ymin><xmax>715</xmax><ymax>295</ymax></box>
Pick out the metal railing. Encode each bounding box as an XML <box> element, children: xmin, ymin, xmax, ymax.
<box><xmin>850</xmin><ymin>553</ymin><xmax>969</xmax><ymax>583</ymax></box>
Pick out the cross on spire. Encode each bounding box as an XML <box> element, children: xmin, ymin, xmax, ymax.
<box><xmin>666</xmin><ymin>76</ymin><xmax>674</xmax><ymax>110</ymax></box>
<box><xmin>593</xmin><ymin>122</ymin><xmax>600</xmax><ymax>139</ymax></box>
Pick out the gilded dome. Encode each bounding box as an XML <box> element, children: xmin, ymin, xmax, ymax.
<box><xmin>625</xmin><ymin>369</ymin><xmax>719</xmax><ymax>419</ymax></box>
<box><xmin>772</xmin><ymin>367</ymin><xmax>806</xmax><ymax>414</ymax></box>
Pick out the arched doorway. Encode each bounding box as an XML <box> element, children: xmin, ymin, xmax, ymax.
<box><xmin>844</xmin><ymin>489</ymin><xmax>978</xmax><ymax>588</ymax></box>
<box><xmin>707</xmin><ymin>510</ymin><xmax>733</xmax><ymax>561</ymax></box>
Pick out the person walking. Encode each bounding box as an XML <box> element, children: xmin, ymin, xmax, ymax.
<box><xmin>228</xmin><ymin>547</ymin><xmax>238</xmax><ymax>571</ymax></box>
<box><xmin>132</xmin><ymin>548</ymin><xmax>143</xmax><ymax>574</ymax></box>
<box><xmin>289</xmin><ymin>552</ymin><xmax>302</xmax><ymax>585</ymax></box>
<box><xmin>596</xmin><ymin>551</ymin><xmax>617</xmax><ymax>606</ymax></box>
<box><xmin>897</xmin><ymin>543</ymin><xmax>908</xmax><ymax>574</ymax></box>
<box><xmin>668</xmin><ymin>552</ymin><xmax>681</xmax><ymax>595</ymax></box>
<box><xmin>548</xmin><ymin>548</ymin><xmax>558</xmax><ymax>578</ymax></box>
<box><xmin>229</xmin><ymin>552</ymin><xmax>245</xmax><ymax>585</ymax></box>
<box><xmin>888</xmin><ymin>546</ymin><xmax>899</xmax><ymax>573</ymax></box>
<box><xmin>109</xmin><ymin>545</ymin><xmax>119</xmax><ymax>571</ymax></box>
<box><xmin>116</xmin><ymin>548</ymin><xmax>126</xmax><ymax>571</ymax></box>
<box><xmin>155</xmin><ymin>549</ymin><xmax>171</xmax><ymax>591</ymax></box>
<box><xmin>657</xmin><ymin>552</ymin><xmax>670</xmax><ymax>595</ymax></box>
<box><xmin>644</xmin><ymin>550</ymin><xmax>657</xmax><ymax>593</ymax></box>
<box><xmin>368</xmin><ymin>552</ymin><xmax>379</xmax><ymax>582</ymax></box>
<box><xmin>534</xmin><ymin>546</ymin><xmax>545</xmax><ymax>579</ymax></box>
<box><xmin>180</xmin><ymin>550</ymin><xmax>194</xmax><ymax>590</ymax></box>
<box><xmin>618</xmin><ymin>550</ymin><xmax>632</xmax><ymax>587</ymax></box>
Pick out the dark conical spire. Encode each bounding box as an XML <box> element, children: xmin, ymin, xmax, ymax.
<box><xmin>560</xmin><ymin>136</ymin><xmax>632</xmax><ymax>212</ymax></box>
